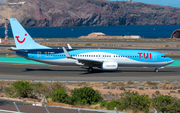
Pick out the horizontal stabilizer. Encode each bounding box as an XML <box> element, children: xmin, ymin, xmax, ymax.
<box><xmin>8</xmin><ymin>47</ymin><xmax>28</xmax><ymax>53</ymax></box>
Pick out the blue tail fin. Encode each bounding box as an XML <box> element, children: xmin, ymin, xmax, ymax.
<box><xmin>9</xmin><ymin>18</ymin><xmax>50</xmax><ymax>49</ymax></box>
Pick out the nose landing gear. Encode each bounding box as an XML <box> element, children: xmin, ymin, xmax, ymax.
<box><xmin>154</xmin><ymin>66</ymin><xmax>164</xmax><ymax>72</ymax></box>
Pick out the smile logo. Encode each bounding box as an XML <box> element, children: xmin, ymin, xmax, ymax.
<box><xmin>15</xmin><ymin>34</ymin><xmax>27</xmax><ymax>43</ymax></box>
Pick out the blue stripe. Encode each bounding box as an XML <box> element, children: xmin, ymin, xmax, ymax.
<box><xmin>16</xmin><ymin>49</ymin><xmax>167</xmax><ymax>63</ymax></box>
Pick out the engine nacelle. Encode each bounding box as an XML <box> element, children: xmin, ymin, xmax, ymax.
<box><xmin>101</xmin><ymin>62</ymin><xmax>118</xmax><ymax>71</ymax></box>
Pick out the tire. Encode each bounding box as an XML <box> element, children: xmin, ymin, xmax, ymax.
<box><xmin>155</xmin><ymin>69</ymin><xmax>158</xmax><ymax>72</ymax></box>
<box><xmin>88</xmin><ymin>67</ymin><xmax>93</xmax><ymax>73</ymax></box>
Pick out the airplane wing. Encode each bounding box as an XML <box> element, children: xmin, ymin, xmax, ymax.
<box><xmin>62</xmin><ymin>47</ymin><xmax>102</xmax><ymax>66</ymax></box>
<box><xmin>76</xmin><ymin>58</ymin><xmax>103</xmax><ymax>66</ymax></box>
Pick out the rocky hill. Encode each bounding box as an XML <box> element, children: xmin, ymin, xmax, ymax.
<box><xmin>0</xmin><ymin>0</ymin><xmax>180</xmax><ymax>27</ymax></box>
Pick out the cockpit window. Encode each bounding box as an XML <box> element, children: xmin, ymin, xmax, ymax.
<box><xmin>161</xmin><ymin>55</ymin><xmax>167</xmax><ymax>58</ymax></box>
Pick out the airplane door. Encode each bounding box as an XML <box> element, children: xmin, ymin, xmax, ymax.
<box><xmin>153</xmin><ymin>54</ymin><xmax>157</xmax><ymax>61</ymax></box>
<box><xmin>37</xmin><ymin>51</ymin><xmax>41</xmax><ymax>59</ymax></box>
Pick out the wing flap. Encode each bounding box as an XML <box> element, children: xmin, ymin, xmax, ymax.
<box><xmin>77</xmin><ymin>58</ymin><xmax>102</xmax><ymax>64</ymax></box>
<box><xmin>76</xmin><ymin>58</ymin><xmax>102</xmax><ymax>66</ymax></box>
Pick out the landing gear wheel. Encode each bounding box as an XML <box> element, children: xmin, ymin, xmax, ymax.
<box><xmin>155</xmin><ymin>69</ymin><xmax>158</xmax><ymax>72</ymax></box>
<box><xmin>88</xmin><ymin>67</ymin><xmax>93</xmax><ymax>73</ymax></box>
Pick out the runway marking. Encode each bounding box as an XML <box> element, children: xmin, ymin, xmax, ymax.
<box><xmin>13</xmin><ymin>64</ymin><xmax>28</xmax><ymax>65</ymax></box>
<box><xmin>49</xmin><ymin>65</ymin><xmax>58</xmax><ymax>66</ymax></box>
<box><xmin>143</xmin><ymin>67</ymin><xmax>148</xmax><ymax>68</ymax></box>
<box><xmin>0</xmin><ymin>56</ymin><xmax>180</xmax><ymax>67</ymax></box>
<box><xmin>0</xmin><ymin>57</ymin><xmax>46</xmax><ymax>65</ymax></box>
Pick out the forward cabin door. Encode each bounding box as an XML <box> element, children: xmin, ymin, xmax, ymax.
<box><xmin>37</xmin><ymin>51</ymin><xmax>41</xmax><ymax>59</ymax></box>
<box><xmin>153</xmin><ymin>54</ymin><xmax>157</xmax><ymax>61</ymax></box>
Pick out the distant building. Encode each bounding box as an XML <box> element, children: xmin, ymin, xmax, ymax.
<box><xmin>9</xmin><ymin>2</ymin><xmax>26</xmax><ymax>5</ymax></box>
<box><xmin>128</xmin><ymin>0</ymin><xmax>132</xmax><ymax>2</ymax></box>
<box><xmin>0</xmin><ymin>38</ymin><xmax>4</xmax><ymax>43</ymax></box>
<box><xmin>88</xmin><ymin>32</ymin><xmax>106</xmax><ymax>36</ymax></box>
<box><xmin>171</xmin><ymin>30</ymin><xmax>180</xmax><ymax>39</ymax></box>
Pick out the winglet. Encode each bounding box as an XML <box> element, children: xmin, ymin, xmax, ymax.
<box><xmin>67</xmin><ymin>44</ymin><xmax>72</xmax><ymax>49</ymax></box>
<box><xmin>62</xmin><ymin>47</ymin><xmax>72</xmax><ymax>58</ymax></box>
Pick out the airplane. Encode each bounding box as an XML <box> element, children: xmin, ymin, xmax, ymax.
<box><xmin>9</xmin><ymin>18</ymin><xmax>174</xmax><ymax>73</ymax></box>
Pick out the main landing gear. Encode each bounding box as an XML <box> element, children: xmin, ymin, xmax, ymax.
<box><xmin>154</xmin><ymin>69</ymin><xmax>159</xmax><ymax>72</ymax></box>
<box><xmin>88</xmin><ymin>67</ymin><xmax>93</xmax><ymax>73</ymax></box>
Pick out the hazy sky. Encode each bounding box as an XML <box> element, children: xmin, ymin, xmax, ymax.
<box><xmin>109</xmin><ymin>0</ymin><xmax>180</xmax><ymax>8</ymax></box>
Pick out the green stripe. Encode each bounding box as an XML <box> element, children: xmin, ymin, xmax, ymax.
<box><xmin>0</xmin><ymin>57</ymin><xmax>47</xmax><ymax>65</ymax></box>
<box><xmin>167</xmin><ymin>60</ymin><xmax>180</xmax><ymax>67</ymax></box>
<box><xmin>0</xmin><ymin>56</ymin><xmax>179</xmax><ymax>66</ymax></box>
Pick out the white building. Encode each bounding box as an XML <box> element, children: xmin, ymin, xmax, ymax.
<box><xmin>9</xmin><ymin>2</ymin><xmax>26</xmax><ymax>5</ymax></box>
<box><xmin>0</xmin><ymin>38</ymin><xmax>5</xmax><ymax>43</ymax></box>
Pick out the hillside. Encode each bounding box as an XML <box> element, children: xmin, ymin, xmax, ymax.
<box><xmin>0</xmin><ymin>0</ymin><xmax>180</xmax><ymax>27</ymax></box>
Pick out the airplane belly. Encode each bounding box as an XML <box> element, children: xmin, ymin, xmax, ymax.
<box><xmin>35</xmin><ymin>58</ymin><xmax>77</xmax><ymax>66</ymax></box>
<box><xmin>117</xmin><ymin>58</ymin><xmax>168</xmax><ymax>67</ymax></box>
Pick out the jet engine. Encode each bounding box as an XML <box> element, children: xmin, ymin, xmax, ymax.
<box><xmin>101</xmin><ymin>62</ymin><xmax>118</xmax><ymax>71</ymax></box>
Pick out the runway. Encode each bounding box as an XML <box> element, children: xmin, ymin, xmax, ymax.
<box><xmin>2</xmin><ymin>44</ymin><xmax>180</xmax><ymax>50</ymax></box>
<box><xmin>0</xmin><ymin>44</ymin><xmax>180</xmax><ymax>59</ymax></box>
<box><xmin>0</xmin><ymin>62</ymin><xmax>180</xmax><ymax>81</ymax></box>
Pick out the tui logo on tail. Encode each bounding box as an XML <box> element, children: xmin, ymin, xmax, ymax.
<box><xmin>15</xmin><ymin>34</ymin><xmax>27</xmax><ymax>43</ymax></box>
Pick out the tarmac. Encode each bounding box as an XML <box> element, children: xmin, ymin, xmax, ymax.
<box><xmin>0</xmin><ymin>56</ymin><xmax>179</xmax><ymax>66</ymax></box>
<box><xmin>0</xmin><ymin>61</ymin><xmax>180</xmax><ymax>81</ymax></box>
<box><xmin>0</xmin><ymin>42</ymin><xmax>180</xmax><ymax>82</ymax></box>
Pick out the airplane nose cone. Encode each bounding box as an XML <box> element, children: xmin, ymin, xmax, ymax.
<box><xmin>167</xmin><ymin>57</ymin><xmax>174</xmax><ymax>64</ymax></box>
<box><xmin>170</xmin><ymin>60</ymin><xmax>174</xmax><ymax>64</ymax></box>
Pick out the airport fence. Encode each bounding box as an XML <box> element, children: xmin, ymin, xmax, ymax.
<box><xmin>0</xmin><ymin>101</ymin><xmax>159</xmax><ymax>113</ymax></box>
<box><xmin>0</xmin><ymin>101</ymin><xmax>125</xmax><ymax>113</ymax></box>
<box><xmin>0</xmin><ymin>109</ymin><xmax>23</xmax><ymax>113</ymax></box>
